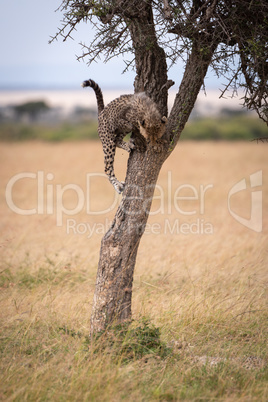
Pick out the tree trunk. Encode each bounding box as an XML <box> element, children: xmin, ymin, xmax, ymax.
<box><xmin>90</xmin><ymin>149</ymin><xmax>166</xmax><ymax>333</ymax></box>
<box><xmin>90</xmin><ymin>7</ymin><xmax>217</xmax><ymax>334</ymax></box>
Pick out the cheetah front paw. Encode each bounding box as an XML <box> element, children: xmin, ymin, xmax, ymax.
<box><xmin>151</xmin><ymin>139</ymin><xmax>168</xmax><ymax>153</ymax></box>
<box><xmin>128</xmin><ymin>138</ymin><xmax>135</xmax><ymax>151</ymax></box>
<box><xmin>132</xmin><ymin>135</ymin><xmax>147</xmax><ymax>152</ymax></box>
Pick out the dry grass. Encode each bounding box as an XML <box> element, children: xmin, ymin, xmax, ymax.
<box><xmin>0</xmin><ymin>141</ymin><xmax>267</xmax><ymax>401</ymax></box>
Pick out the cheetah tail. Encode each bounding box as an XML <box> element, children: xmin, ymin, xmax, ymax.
<box><xmin>81</xmin><ymin>79</ymin><xmax>105</xmax><ymax>113</ymax></box>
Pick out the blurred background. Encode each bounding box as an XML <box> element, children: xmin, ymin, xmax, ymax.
<box><xmin>0</xmin><ymin>0</ymin><xmax>267</xmax><ymax>141</ymax></box>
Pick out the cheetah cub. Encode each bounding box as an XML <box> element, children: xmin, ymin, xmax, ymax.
<box><xmin>82</xmin><ymin>79</ymin><xmax>167</xmax><ymax>193</ymax></box>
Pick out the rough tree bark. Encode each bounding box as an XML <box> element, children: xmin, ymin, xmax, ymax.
<box><xmin>51</xmin><ymin>0</ymin><xmax>268</xmax><ymax>335</ymax></box>
<box><xmin>90</xmin><ymin>7</ymin><xmax>216</xmax><ymax>334</ymax></box>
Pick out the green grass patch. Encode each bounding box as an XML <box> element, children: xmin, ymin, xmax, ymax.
<box><xmin>182</xmin><ymin>115</ymin><xmax>267</xmax><ymax>140</ymax></box>
<box><xmin>90</xmin><ymin>318</ymin><xmax>172</xmax><ymax>363</ymax></box>
<box><xmin>0</xmin><ymin>255</ymin><xmax>87</xmax><ymax>290</ymax></box>
<box><xmin>0</xmin><ymin>115</ymin><xmax>267</xmax><ymax>141</ymax></box>
<box><xmin>0</xmin><ymin>121</ymin><xmax>98</xmax><ymax>141</ymax></box>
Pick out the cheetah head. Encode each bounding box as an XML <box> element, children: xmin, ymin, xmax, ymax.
<box><xmin>139</xmin><ymin>116</ymin><xmax>167</xmax><ymax>144</ymax></box>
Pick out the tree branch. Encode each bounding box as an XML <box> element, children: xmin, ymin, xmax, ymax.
<box><xmin>52</xmin><ymin>0</ymin><xmax>268</xmax><ymax>335</ymax></box>
<box><xmin>126</xmin><ymin>1</ymin><xmax>169</xmax><ymax>116</ymax></box>
<box><xmin>167</xmin><ymin>41</ymin><xmax>217</xmax><ymax>149</ymax></box>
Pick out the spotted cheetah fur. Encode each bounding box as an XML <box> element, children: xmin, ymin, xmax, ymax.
<box><xmin>82</xmin><ymin>79</ymin><xmax>167</xmax><ymax>193</ymax></box>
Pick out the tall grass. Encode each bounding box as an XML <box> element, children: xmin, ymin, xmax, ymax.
<box><xmin>0</xmin><ymin>141</ymin><xmax>267</xmax><ymax>401</ymax></box>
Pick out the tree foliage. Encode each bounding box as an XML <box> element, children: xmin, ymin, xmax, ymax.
<box><xmin>52</xmin><ymin>0</ymin><xmax>268</xmax><ymax>124</ymax></box>
<box><xmin>51</xmin><ymin>1</ymin><xmax>268</xmax><ymax>333</ymax></box>
<box><xmin>13</xmin><ymin>101</ymin><xmax>50</xmax><ymax>120</ymax></box>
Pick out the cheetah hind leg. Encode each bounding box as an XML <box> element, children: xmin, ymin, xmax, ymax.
<box><xmin>104</xmin><ymin>145</ymin><xmax>125</xmax><ymax>194</ymax></box>
<box><xmin>106</xmin><ymin>169</ymin><xmax>125</xmax><ymax>194</ymax></box>
<box><xmin>110</xmin><ymin>177</ymin><xmax>125</xmax><ymax>194</ymax></box>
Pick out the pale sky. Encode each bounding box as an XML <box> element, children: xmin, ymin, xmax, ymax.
<box><xmin>0</xmin><ymin>0</ymin><xmax>220</xmax><ymax>90</ymax></box>
<box><xmin>0</xmin><ymin>0</ymin><xmax>136</xmax><ymax>89</ymax></box>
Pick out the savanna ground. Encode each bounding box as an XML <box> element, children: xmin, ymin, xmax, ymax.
<box><xmin>0</xmin><ymin>140</ymin><xmax>267</xmax><ymax>401</ymax></box>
